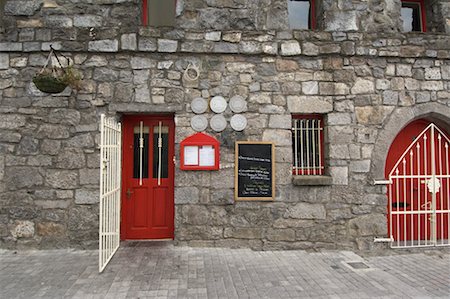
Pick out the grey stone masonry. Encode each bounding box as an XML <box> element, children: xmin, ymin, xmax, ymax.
<box><xmin>0</xmin><ymin>0</ymin><xmax>449</xmax><ymax>252</ymax></box>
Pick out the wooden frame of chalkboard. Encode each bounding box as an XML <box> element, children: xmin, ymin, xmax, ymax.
<box><xmin>235</xmin><ymin>141</ymin><xmax>275</xmax><ymax>201</ymax></box>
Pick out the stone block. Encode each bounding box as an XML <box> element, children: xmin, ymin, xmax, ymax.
<box><xmin>182</xmin><ymin>205</ymin><xmax>210</xmax><ymax>225</ymax></box>
<box><xmin>45</xmin><ymin>15</ymin><xmax>73</xmax><ymax>28</ymax></box>
<box><xmin>265</xmin><ymin>228</ymin><xmax>295</xmax><ymax>242</ymax></box>
<box><xmin>205</xmin><ymin>31</ymin><xmax>221</xmax><ymax>41</ymax></box>
<box><xmin>284</xmin><ymin>203</ymin><xmax>326</xmax><ymax>220</ymax></box>
<box><xmin>287</xmin><ymin>96</ymin><xmax>333</xmax><ymax>113</ymax></box>
<box><xmin>138</xmin><ymin>38</ymin><xmax>157</xmax><ymax>51</ymax></box>
<box><xmin>5</xmin><ymin>167</ymin><xmax>43</xmax><ymax>190</ymax></box>
<box><xmin>17</xmin><ymin>136</ymin><xmax>39</xmax><ymax>155</ymax></box>
<box><xmin>382</xmin><ymin>90</ymin><xmax>398</xmax><ymax>105</ymax></box>
<box><xmin>302</xmin><ymin>81</ymin><xmax>318</xmax><ymax>95</ymax></box>
<box><xmin>0</xmin><ymin>42</ymin><xmax>22</xmax><ymax>52</ymax></box>
<box><xmin>268</xmin><ymin>115</ymin><xmax>291</xmax><ymax>129</ymax></box>
<box><xmin>10</xmin><ymin>220</ymin><xmax>34</xmax><ymax>239</ymax></box>
<box><xmin>222</xmin><ymin>32</ymin><xmax>241</xmax><ymax>43</ymax></box>
<box><xmin>93</xmin><ymin>68</ymin><xmax>119</xmax><ymax>81</ymax></box>
<box><xmin>5</xmin><ymin>0</ymin><xmax>42</xmax><ymax>16</ymax></box>
<box><xmin>0</xmin><ymin>54</ymin><xmax>9</xmax><ymax>69</ymax></box>
<box><xmin>348</xmin><ymin>214</ymin><xmax>386</xmax><ymax>236</ymax></box>
<box><xmin>351</xmin><ymin>78</ymin><xmax>374</xmax><ymax>94</ymax></box>
<box><xmin>280</xmin><ymin>41</ymin><xmax>301</xmax><ymax>56</ymax></box>
<box><xmin>262</xmin><ymin>129</ymin><xmax>291</xmax><ymax>146</ymax></box>
<box><xmin>224</xmin><ymin>228</ymin><xmax>262</xmax><ymax>239</ymax></box>
<box><xmin>424</xmin><ymin>68</ymin><xmax>441</xmax><ymax>80</ymax></box>
<box><xmin>328</xmin><ymin>112</ymin><xmax>352</xmax><ymax>125</ymax></box>
<box><xmin>175</xmin><ymin>187</ymin><xmax>199</xmax><ymax>204</ymax></box>
<box><xmin>350</xmin><ymin>160</ymin><xmax>371</xmax><ymax>173</ymax></box>
<box><xmin>36</xmin><ymin>222</ymin><xmax>65</xmax><ymax>236</ymax></box>
<box><xmin>131</xmin><ymin>57</ymin><xmax>154</xmax><ymax>69</ymax></box>
<box><xmin>74</xmin><ymin>15</ymin><xmax>103</xmax><ymax>27</ymax></box>
<box><xmin>329</xmin><ymin>166</ymin><xmax>348</xmax><ymax>185</ymax></box>
<box><xmin>88</xmin><ymin>40</ymin><xmax>119</xmax><ymax>52</ymax></box>
<box><xmin>442</xmin><ymin>65</ymin><xmax>450</xmax><ymax>80</ymax></box>
<box><xmin>157</xmin><ymin>39</ymin><xmax>178</xmax><ymax>52</ymax></box>
<box><xmin>45</xmin><ymin>170</ymin><xmax>78</xmax><ymax>189</ymax></box>
<box><xmin>421</xmin><ymin>81</ymin><xmax>443</xmax><ymax>91</ymax></box>
<box><xmin>325</xmin><ymin>11</ymin><xmax>358</xmax><ymax>31</ymax></box>
<box><xmin>75</xmin><ymin>189</ymin><xmax>98</xmax><ymax>204</ymax></box>
<box><xmin>121</xmin><ymin>33</ymin><xmax>137</xmax><ymax>51</ymax></box>
<box><xmin>292</xmin><ymin>175</ymin><xmax>332</xmax><ymax>186</ymax></box>
<box><xmin>330</xmin><ymin>144</ymin><xmax>350</xmax><ymax>159</ymax></box>
<box><xmin>302</xmin><ymin>42</ymin><xmax>319</xmax><ymax>56</ymax></box>
<box><xmin>355</xmin><ymin>106</ymin><xmax>394</xmax><ymax>125</ymax></box>
<box><xmin>37</xmin><ymin>124</ymin><xmax>70</xmax><ymax>139</ymax></box>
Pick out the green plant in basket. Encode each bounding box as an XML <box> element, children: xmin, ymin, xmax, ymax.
<box><xmin>32</xmin><ymin>47</ymin><xmax>82</xmax><ymax>94</ymax></box>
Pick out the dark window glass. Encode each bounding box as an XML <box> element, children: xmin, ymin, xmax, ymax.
<box><xmin>147</xmin><ymin>0</ymin><xmax>176</xmax><ymax>27</ymax></box>
<box><xmin>401</xmin><ymin>2</ymin><xmax>422</xmax><ymax>32</ymax></box>
<box><xmin>288</xmin><ymin>0</ymin><xmax>311</xmax><ymax>29</ymax></box>
<box><xmin>133</xmin><ymin>126</ymin><xmax>149</xmax><ymax>179</ymax></box>
<box><xmin>153</xmin><ymin>125</ymin><xmax>169</xmax><ymax>179</ymax></box>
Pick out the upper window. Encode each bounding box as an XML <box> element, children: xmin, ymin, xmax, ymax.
<box><xmin>288</xmin><ymin>0</ymin><xmax>315</xmax><ymax>30</ymax></box>
<box><xmin>143</xmin><ymin>0</ymin><xmax>176</xmax><ymax>27</ymax></box>
<box><xmin>292</xmin><ymin>115</ymin><xmax>324</xmax><ymax>175</ymax></box>
<box><xmin>401</xmin><ymin>0</ymin><xmax>426</xmax><ymax>32</ymax></box>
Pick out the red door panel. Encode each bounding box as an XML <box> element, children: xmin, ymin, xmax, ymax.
<box><xmin>121</xmin><ymin>115</ymin><xmax>175</xmax><ymax>240</ymax></box>
<box><xmin>386</xmin><ymin>119</ymin><xmax>449</xmax><ymax>243</ymax></box>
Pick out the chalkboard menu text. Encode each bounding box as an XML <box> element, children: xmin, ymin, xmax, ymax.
<box><xmin>235</xmin><ymin>142</ymin><xmax>275</xmax><ymax>201</ymax></box>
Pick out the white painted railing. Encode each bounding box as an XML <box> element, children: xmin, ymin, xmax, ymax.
<box><xmin>99</xmin><ymin>114</ymin><xmax>122</xmax><ymax>273</ymax></box>
<box><xmin>388</xmin><ymin>124</ymin><xmax>449</xmax><ymax>248</ymax></box>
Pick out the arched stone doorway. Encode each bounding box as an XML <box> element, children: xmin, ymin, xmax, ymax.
<box><xmin>385</xmin><ymin>119</ymin><xmax>449</xmax><ymax>247</ymax></box>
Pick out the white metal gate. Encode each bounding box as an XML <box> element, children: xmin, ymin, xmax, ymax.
<box><xmin>99</xmin><ymin>114</ymin><xmax>122</xmax><ymax>272</ymax></box>
<box><xmin>387</xmin><ymin>123</ymin><xmax>450</xmax><ymax>248</ymax></box>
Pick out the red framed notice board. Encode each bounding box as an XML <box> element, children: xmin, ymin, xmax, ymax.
<box><xmin>180</xmin><ymin>133</ymin><xmax>220</xmax><ymax>170</ymax></box>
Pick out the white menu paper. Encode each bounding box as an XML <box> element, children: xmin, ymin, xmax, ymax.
<box><xmin>199</xmin><ymin>146</ymin><xmax>215</xmax><ymax>166</ymax></box>
<box><xmin>184</xmin><ymin>146</ymin><xmax>199</xmax><ymax>165</ymax></box>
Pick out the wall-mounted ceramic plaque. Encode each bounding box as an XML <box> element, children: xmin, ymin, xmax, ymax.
<box><xmin>210</xmin><ymin>114</ymin><xmax>227</xmax><ymax>132</ymax></box>
<box><xmin>229</xmin><ymin>95</ymin><xmax>247</xmax><ymax>113</ymax></box>
<box><xmin>191</xmin><ymin>97</ymin><xmax>208</xmax><ymax>114</ymax></box>
<box><xmin>210</xmin><ymin>96</ymin><xmax>227</xmax><ymax>113</ymax></box>
<box><xmin>230</xmin><ymin>114</ymin><xmax>247</xmax><ymax>131</ymax></box>
<box><xmin>191</xmin><ymin>115</ymin><xmax>208</xmax><ymax>132</ymax></box>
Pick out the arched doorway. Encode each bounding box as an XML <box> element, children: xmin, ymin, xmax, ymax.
<box><xmin>385</xmin><ymin>119</ymin><xmax>449</xmax><ymax>248</ymax></box>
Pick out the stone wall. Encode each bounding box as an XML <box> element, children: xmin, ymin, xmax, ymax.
<box><xmin>0</xmin><ymin>0</ymin><xmax>449</xmax><ymax>250</ymax></box>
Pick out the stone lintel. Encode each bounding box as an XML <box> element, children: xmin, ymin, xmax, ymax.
<box><xmin>292</xmin><ymin>175</ymin><xmax>332</xmax><ymax>186</ymax></box>
<box><xmin>109</xmin><ymin>103</ymin><xmax>182</xmax><ymax>114</ymax></box>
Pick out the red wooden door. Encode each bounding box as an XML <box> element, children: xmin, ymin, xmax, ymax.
<box><xmin>386</xmin><ymin>119</ymin><xmax>449</xmax><ymax>246</ymax></box>
<box><xmin>121</xmin><ymin>115</ymin><xmax>175</xmax><ymax>240</ymax></box>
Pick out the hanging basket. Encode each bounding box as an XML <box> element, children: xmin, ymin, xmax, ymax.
<box><xmin>32</xmin><ymin>45</ymin><xmax>81</xmax><ymax>94</ymax></box>
<box><xmin>32</xmin><ymin>74</ymin><xmax>68</xmax><ymax>94</ymax></box>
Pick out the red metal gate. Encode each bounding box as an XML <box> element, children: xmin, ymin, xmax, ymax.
<box><xmin>386</xmin><ymin>121</ymin><xmax>449</xmax><ymax>248</ymax></box>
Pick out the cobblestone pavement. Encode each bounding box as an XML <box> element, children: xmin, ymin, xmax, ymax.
<box><xmin>1</xmin><ymin>242</ymin><xmax>449</xmax><ymax>298</ymax></box>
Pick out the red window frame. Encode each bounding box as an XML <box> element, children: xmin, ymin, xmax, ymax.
<box><xmin>401</xmin><ymin>0</ymin><xmax>426</xmax><ymax>32</ymax></box>
<box><xmin>292</xmin><ymin>114</ymin><xmax>324</xmax><ymax>175</ymax></box>
<box><xmin>142</xmin><ymin>0</ymin><xmax>177</xmax><ymax>26</ymax></box>
<box><xmin>288</xmin><ymin>0</ymin><xmax>316</xmax><ymax>30</ymax></box>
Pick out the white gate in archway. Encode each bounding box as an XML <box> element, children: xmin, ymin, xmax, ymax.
<box><xmin>387</xmin><ymin>123</ymin><xmax>450</xmax><ymax>248</ymax></box>
<box><xmin>99</xmin><ymin>114</ymin><xmax>122</xmax><ymax>272</ymax></box>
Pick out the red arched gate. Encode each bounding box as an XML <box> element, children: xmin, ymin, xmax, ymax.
<box><xmin>386</xmin><ymin>120</ymin><xmax>449</xmax><ymax>248</ymax></box>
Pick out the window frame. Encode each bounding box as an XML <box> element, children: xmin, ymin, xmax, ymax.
<box><xmin>291</xmin><ymin>114</ymin><xmax>324</xmax><ymax>176</ymax></box>
<box><xmin>287</xmin><ymin>0</ymin><xmax>316</xmax><ymax>30</ymax></box>
<box><xmin>401</xmin><ymin>0</ymin><xmax>427</xmax><ymax>32</ymax></box>
<box><xmin>142</xmin><ymin>0</ymin><xmax>177</xmax><ymax>27</ymax></box>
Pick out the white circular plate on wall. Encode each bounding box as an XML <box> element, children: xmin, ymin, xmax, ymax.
<box><xmin>210</xmin><ymin>96</ymin><xmax>227</xmax><ymax>113</ymax></box>
<box><xmin>191</xmin><ymin>97</ymin><xmax>208</xmax><ymax>114</ymax></box>
<box><xmin>210</xmin><ymin>114</ymin><xmax>227</xmax><ymax>132</ymax></box>
<box><xmin>229</xmin><ymin>95</ymin><xmax>247</xmax><ymax>113</ymax></box>
<box><xmin>191</xmin><ymin>115</ymin><xmax>208</xmax><ymax>132</ymax></box>
<box><xmin>230</xmin><ymin>114</ymin><xmax>247</xmax><ymax>131</ymax></box>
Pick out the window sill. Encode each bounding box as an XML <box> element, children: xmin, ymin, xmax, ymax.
<box><xmin>292</xmin><ymin>175</ymin><xmax>332</xmax><ymax>186</ymax></box>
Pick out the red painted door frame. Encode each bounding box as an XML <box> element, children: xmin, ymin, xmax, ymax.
<box><xmin>121</xmin><ymin>114</ymin><xmax>175</xmax><ymax>240</ymax></box>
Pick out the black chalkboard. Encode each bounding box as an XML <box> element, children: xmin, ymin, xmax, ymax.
<box><xmin>235</xmin><ymin>142</ymin><xmax>275</xmax><ymax>201</ymax></box>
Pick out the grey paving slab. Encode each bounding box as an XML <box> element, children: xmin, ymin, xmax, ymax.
<box><xmin>0</xmin><ymin>244</ymin><xmax>449</xmax><ymax>298</ymax></box>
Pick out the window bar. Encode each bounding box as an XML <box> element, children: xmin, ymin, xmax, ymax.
<box><xmin>306</xmin><ymin>120</ymin><xmax>310</xmax><ymax>175</ymax></box>
<box><xmin>318</xmin><ymin>119</ymin><xmax>322</xmax><ymax>175</ymax></box>
<box><xmin>403</xmin><ymin>158</ymin><xmax>407</xmax><ymax>247</ymax></box>
<box><xmin>294</xmin><ymin>119</ymin><xmax>299</xmax><ymax>175</ymax></box>
<box><xmin>395</xmin><ymin>168</ymin><xmax>400</xmax><ymax>246</ymax></box>
<box><xmin>312</xmin><ymin>119</ymin><xmax>316</xmax><ymax>175</ymax></box>
<box><xmin>430</xmin><ymin>126</ymin><xmax>437</xmax><ymax>245</ymax></box>
<box><xmin>410</xmin><ymin>150</ymin><xmax>414</xmax><ymax>243</ymax></box>
<box><xmin>139</xmin><ymin>121</ymin><xmax>144</xmax><ymax>186</ymax></box>
<box><xmin>417</xmin><ymin>142</ymin><xmax>421</xmax><ymax>245</ymax></box>
<box><xmin>423</xmin><ymin>133</ymin><xmax>428</xmax><ymax>246</ymax></box>
<box><xmin>158</xmin><ymin>121</ymin><xmax>162</xmax><ymax>186</ymax></box>
<box><xmin>300</xmin><ymin>120</ymin><xmax>304</xmax><ymax>174</ymax></box>
<box><xmin>438</xmin><ymin>134</ymin><xmax>443</xmax><ymax>244</ymax></box>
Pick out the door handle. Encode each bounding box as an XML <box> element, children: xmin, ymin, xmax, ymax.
<box><xmin>126</xmin><ymin>188</ymin><xmax>133</xmax><ymax>199</ymax></box>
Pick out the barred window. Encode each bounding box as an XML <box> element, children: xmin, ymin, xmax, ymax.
<box><xmin>401</xmin><ymin>0</ymin><xmax>426</xmax><ymax>32</ymax></box>
<box><xmin>287</xmin><ymin>0</ymin><xmax>316</xmax><ymax>30</ymax></box>
<box><xmin>143</xmin><ymin>0</ymin><xmax>176</xmax><ymax>27</ymax></box>
<box><xmin>292</xmin><ymin>115</ymin><xmax>324</xmax><ymax>175</ymax></box>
